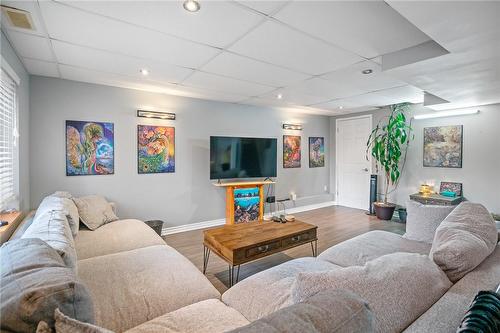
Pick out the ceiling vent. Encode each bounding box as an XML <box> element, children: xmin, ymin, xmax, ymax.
<box><xmin>1</xmin><ymin>5</ymin><xmax>34</xmax><ymax>30</ymax></box>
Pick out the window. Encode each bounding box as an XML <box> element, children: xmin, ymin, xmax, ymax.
<box><xmin>0</xmin><ymin>68</ymin><xmax>18</xmax><ymax>210</ymax></box>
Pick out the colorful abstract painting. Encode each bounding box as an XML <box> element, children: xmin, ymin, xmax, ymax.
<box><xmin>66</xmin><ymin>120</ymin><xmax>114</xmax><ymax>176</ymax></box>
<box><xmin>234</xmin><ymin>187</ymin><xmax>260</xmax><ymax>223</ymax></box>
<box><xmin>423</xmin><ymin>125</ymin><xmax>463</xmax><ymax>168</ymax></box>
<box><xmin>309</xmin><ymin>137</ymin><xmax>325</xmax><ymax>168</ymax></box>
<box><xmin>283</xmin><ymin>135</ymin><xmax>301</xmax><ymax>168</ymax></box>
<box><xmin>138</xmin><ymin>125</ymin><xmax>175</xmax><ymax>174</ymax></box>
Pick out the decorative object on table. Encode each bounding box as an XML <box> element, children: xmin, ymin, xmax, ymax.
<box><xmin>283</xmin><ymin>135</ymin><xmax>301</xmax><ymax>168</ymax></box>
<box><xmin>439</xmin><ymin>181</ymin><xmax>462</xmax><ymax>196</ymax></box>
<box><xmin>137</xmin><ymin>125</ymin><xmax>175</xmax><ymax>174</ymax></box>
<box><xmin>423</xmin><ymin>125</ymin><xmax>463</xmax><ymax>168</ymax></box>
<box><xmin>419</xmin><ymin>184</ymin><xmax>434</xmax><ymax>196</ymax></box>
<box><xmin>233</xmin><ymin>187</ymin><xmax>260</xmax><ymax>223</ymax></box>
<box><xmin>409</xmin><ymin>193</ymin><xmax>463</xmax><ymax>206</ymax></box>
<box><xmin>144</xmin><ymin>220</ymin><xmax>164</xmax><ymax>236</ymax></box>
<box><xmin>366</xmin><ymin>103</ymin><xmax>414</xmax><ymax>220</ymax></box>
<box><xmin>309</xmin><ymin>137</ymin><xmax>325</xmax><ymax>168</ymax></box>
<box><xmin>66</xmin><ymin>120</ymin><xmax>114</xmax><ymax>176</ymax></box>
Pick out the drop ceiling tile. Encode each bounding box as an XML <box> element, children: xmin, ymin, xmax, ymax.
<box><xmin>23</xmin><ymin>58</ymin><xmax>59</xmax><ymax>77</ymax></box>
<box><xmin>4</xmin><ymin>31</ymin><xmax>54</xmax><ymax>61</ymax></box>
<box><xmin>229</xmin><ymin>21</ymin><xmax>362</xmax><ymax>75</ymax></box>
<box><xmin>321</xmin><ymin>61</ymin><xmax>406</xmax><ymax>94</ymax></box>
<box><xmin>39</xmin><ymin>1</ymin><xmax>219</xmax><ymax>69</ymax></box>
<box><xmin>236</xmin><ymin>1</ymin><xmax>288</xmax><ymax>15</ymax></box>
<box><xmin>201</xmin><ymin>52</ymin><xmax>309</xmax><ymax>87</ymax></box>
<box><xmin>0</xmin><ymin>0</ymin><xmax>48</xmax><ymax>37</ymax></box>
<box><xmin>52</xmin><ymin>41</ymin><xmax>192</xmax><ymax>84</ymax></box>
<box><xmin>60</xmin><ymin>0</ymin><xmax>263</xmax><ymax>48</ymax></box>
<box><xmin>259</xmin><ymin>88</ymin><xmax>329</xmax><ymax>106</ymax></box>
<box><xmin>183</xmin><ymin>71</ymin><xmax>275</xmax><ymax>96</ymax></box>
<box><xmin>274</xmin><ymin>1</ymin><xmax>430</xmax><ymax>58</ymax></box>
<box><xmin>374</xmin><ymin>85</ymin><xmax>424</xmax><ymax>104</ymax></box>
<box><xmin>287</xmin><ymin>77</ymin><xmax>364</xmax><ymax>100</ymax></box>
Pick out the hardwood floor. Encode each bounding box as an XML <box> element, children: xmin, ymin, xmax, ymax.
<box><xmin>164</xmin><ymin>205</ymin><xmax>405</xmax><ymax>293</ymax></box>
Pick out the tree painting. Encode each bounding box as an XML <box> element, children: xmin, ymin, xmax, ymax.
<box><xmin>138</xmin><ymin>125</ymin><xmax>175</xmax><ymax>174</ymax></box>
<box><xmin>283</xmin><ymin>135</ymin><xmax>301</xmax><ymax>168</ymax></box>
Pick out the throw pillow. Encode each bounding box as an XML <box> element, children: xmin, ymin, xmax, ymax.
<box><xmin>430</xmin><ymin>202</ymin><xmax>498</xmax><ymax>282</ymax></box>
<box><xmin>36</xmin><ymin>309</ymin><xmax>114</xmax><ymax>333</ymax></box>
<box><xmin>403</xmin><ymin>200</ymin><xmax>455</xmax><ymax>243</ymax></box>
<box><xmin>0</xmin><ymin>238</ymin><xmax>94</xmax><ymax>333</ymax></box>
<box><xmin>36</xmin><ymin>195</ymin><xmax>80</xmax><ymax>237</ymax></box>
<box><xmin>73</xmin><ymin>195</ymin><xmax>118</xmax><ymax>231</ymax></box>
<box><xmin>292</xmin><ymin>252</ymin><xmax>452</xmax><ymax>333</ymax></box>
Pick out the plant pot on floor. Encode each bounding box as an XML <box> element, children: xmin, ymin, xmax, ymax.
<box><xmin>374</xmin><ymin>202</ymin><xmax>396</xmax><ymax>220</ymax></box>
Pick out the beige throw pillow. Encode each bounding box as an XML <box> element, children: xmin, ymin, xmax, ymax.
<box><xmin>36</xmin><ymin>309</ymin><xmax>114</xmax><ymax>333</ymax></box>
<box><xmin>430</xmin><ymin>202</ymin><xmax>498</xmax><ymax>282</ymax></box>
<box><xmin>73</xmin><ymin>195</ymin><xmax>118</xmax><ymax>231</ymax></box>
<box><xmin>36</xmin><ymin>195</ymin><xmax>80</xmax><ymax>237</ymax></box>
<box><xmin>292</xmin><ymin>253</ymin><xmax>452</xmax><ymax>333</ymax></box>
<box><xmin>403</xmin><ymin>200</ymin><xmax>455</xmax><ymax>243</ymax></box>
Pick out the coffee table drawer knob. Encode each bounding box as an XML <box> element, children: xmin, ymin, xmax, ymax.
<box><xmin>292</xmin><ymin>235</ymin><xmax>301</xmax><ymax>242</ymax></box>
<box><xmin>258</xmin><ymin>245</ymin><xmax>270</xmax><ymax>252</ymax></box>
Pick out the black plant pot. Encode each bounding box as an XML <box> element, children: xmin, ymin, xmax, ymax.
<box><xmin>374</xmin><ymin>202</ymin><xmax>396</xmax><ymax>220</ymax></box>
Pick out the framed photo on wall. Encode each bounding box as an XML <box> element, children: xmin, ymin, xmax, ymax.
<box><xmin>309</xmin><ymin>137</ymin><xmax>325</xmax><ymax>167</ymax></box>
<box><xmin>283</xmin><ymin>135</ymin><xmax>301</xmax><ymax>168</ymax></box>
<box><xmin>423</xmin><ymin>125</ymin><xmax>463</xmax><ymax>168</ymax></box>
<box><xmin>137</xmin><ymin>125</ymin><xmax>175</xmax><ymax>174</ymax></box>
<box><xmin>66</xmin><ymin>120</ymin><xmax>114</xmax><ymax>176</ymax></box>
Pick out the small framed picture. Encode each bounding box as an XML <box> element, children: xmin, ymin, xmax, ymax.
<box><xmin>440</xmin><ymin>182</ymin><xmax>463</xmax><ymax>196</ymax></box>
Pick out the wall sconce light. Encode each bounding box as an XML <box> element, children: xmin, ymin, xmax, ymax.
<box><xmin>282</xmin><ymin>123</ymin><xmax>302</xmax><ymax>130</ymax></box>
<box><xmin>137</xmin><ymin>110</ymin><xmax>176</xmax><ymax>120</ymax></box>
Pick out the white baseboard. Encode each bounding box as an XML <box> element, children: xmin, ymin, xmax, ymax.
<box><xmin>162</xmin><ymin>200</ymin><xmax>337</xmax><ymax>236</ymax></box>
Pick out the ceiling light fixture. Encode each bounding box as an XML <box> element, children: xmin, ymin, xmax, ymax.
<box><xmin>283</xmin><ymin>123</ymin><xmax>303</xmax><ymax>131</ymax></box>
<box><xmin>183</xmin><ymin>0</ymin><xmax>200</xmax><ymax>12</ymax></box>
<box><xmin>361</xmin><ymin>69</ymin><xmax>373</xmax><ymax>75</ymax></box>
<box><xmin>140</xmin><ymin>68</ymin><xmax>149</xmax><ymax>76</ymax></box>
<box><xmin>414</xmin><ymin>109</ymin><xmax>479</xmax><ymax>120</ymax></box>
<box><xmin>339</xmin><ymin>106</ymin><xmax>343</xmax><ymax>109</ymax></box>
<box><xmin>277</xmin><ymin>93</ymin><xmax>283</xmax><ymax>100</ymax></box>
<box><xmin>137</xmin><ymin>110</ymin><xmax>176</xmax><ymax>120</ymax></box>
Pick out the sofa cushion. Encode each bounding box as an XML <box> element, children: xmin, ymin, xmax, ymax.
<box><xmin>292</xmin><ymin>253</ymin><xmax>452</xmax><ymax>333</ymax></box>
<box><xmin>227</xmin><ymin>290</ymin><xmax>374</xmax><ymax>333</ymax></box>
<box><xmin>78</xmin><ymin>244</ymin><xmax>220</xmax><ymax>332</ymax></box>
<box><xmin>37</xmin><ymin>309</ymin><xmax>114</xmax><ymax>333</ymax></box>
<box><xmin>317</xmin><ymin>230</ymin><xmax>431</xmax><ymax>267</ymax></box>
<box><xmin>0</xmin><ymin>238</ymin><xmax>94</xmax><ymax>333</ymax></box>
<box><xmin>22</xmin><ymin>210</ymin><xmax>77</xmax><ymax>271</ymax></box>
<box><xmin>430</xmin><ymin>202</ymin><xmax>498</xmax><ymax>282</ymax></box>
<box><xmin>75</xmin><ymin>219</ymin><xmax>166</xmax><ymax>260</ymax></box>
<box><xmin>222</xmin><ymin>257</ymin><xmax>340</xmax><ymax>321</ymax></box>
<box><xmin>36</xmin><ymin>194</ymin><xmax>80</xmax><ymax>237</ymax></box>
<box><xmin>403</xmin><ymin>244</ymin><xmax>500</xmax><ymax>333</ymax></box>
<box><xmin>73</xmin><ymin>195</ymin><xmax>118</xmax><ymax>231</ymax></box>
<box><xmin>403</xmin><ymin>200</ymin><xmax>455</xmax><ymax>243</ymax></box>
<box><xmin>125</xmin><ymin>299</ymin><xmax>250</xmax><ymax>333</ymax></box>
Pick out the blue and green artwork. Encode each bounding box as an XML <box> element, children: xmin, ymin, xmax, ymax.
<box><xmin>234</xmin><ymin>187</ymin><xmax>260</xmax><ymax>223</ymax></box>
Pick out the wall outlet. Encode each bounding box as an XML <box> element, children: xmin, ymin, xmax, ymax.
<box><xmin>290</xmin><ymin>192</ymin><xmax>297</xmax><ymax>201</ymax></box>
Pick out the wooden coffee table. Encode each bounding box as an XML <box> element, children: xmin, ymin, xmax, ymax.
<box><xmin>203</xmin><ymin>220</ymin><xmax>318</xmax><ymax>286</ymax></box>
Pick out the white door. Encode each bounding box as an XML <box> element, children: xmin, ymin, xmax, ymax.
<box><xmin>336</xmin><ymin>115</ymin><xmax>372</xmax><ymax>210</ymax></box>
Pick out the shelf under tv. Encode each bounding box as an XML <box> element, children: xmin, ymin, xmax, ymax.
<box><xmin>213</xmin><ymin>180</ymin><xmax>275</xmax><ymax>187</ymax></box>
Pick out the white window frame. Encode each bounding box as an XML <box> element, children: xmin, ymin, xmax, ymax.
<box><xmin>1</xmin><ymin>55</ymin><xmax>20</xmax><ymax>211</ymax></box>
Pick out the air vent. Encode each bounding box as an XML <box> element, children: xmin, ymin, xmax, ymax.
<box><xmin>1</xmin><ymin>5</ymin><xmax>34</xmax><ymax>30</ymax></box>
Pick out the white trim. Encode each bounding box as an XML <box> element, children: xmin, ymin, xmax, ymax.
<box><xmin>1</xmin><ymin>55</ymin><xmax>21</xmax><ymax>85</ymax></box>
<box><xmin>335</xmin><ymin>114</ymin><xmax>372</xmax><ymax>208</ymax></box>
<box><xmin>161</xmin><ymin>201</ymin><xmax>338</xmax><ymax>236</ymax></box>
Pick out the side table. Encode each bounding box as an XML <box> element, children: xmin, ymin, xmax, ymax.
<box><xmin>145</xmin><ymin>220</ymin><xmax>164</xmax><ymax>236</ymax></box>
<box><xmin>409</xmin><ymin>193</ymin><xmax>463</xmax><ymax>206</ymax></box>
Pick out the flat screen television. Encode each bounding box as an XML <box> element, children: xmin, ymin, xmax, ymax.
<box><xmin>210</xmin><ymin>136</ymin><xmax>277</xmax><ymax>180</ymax></box>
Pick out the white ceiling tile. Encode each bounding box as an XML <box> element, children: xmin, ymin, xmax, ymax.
<box><xmin>4</xmin><ymin>31</ymin><xmax>54</xmax><ymax>61</ymax></box>
<box><xmin>60</xmin><ymin>0</ymin><xmax>263</xmax><ymax>48</ymax></box>
<box><xmin>0</xmin><ymin>0</ymin><xmax>48</xmax><ymax>37</ymax></box>
<box><xmin>321</xmin><ymin>60</ymin><xmax>406</xmax><ymax>94</ymax></box>
<box><xmin>39</xmin><ymin>1</ymin><xmax>219</xmax><ymax>69</ymax></box>
<box><xmin>183</xmin><ymin>71</ymin><xmax>275</xmax><ymax>96</ymax></box>
<box><xmin>287</xmin><ymin>77</ymin><xmax>364</xmax><ymax>100</ymax></box>
<box><xmin>374</xmin><ymin>85</ymin><xmax>424</xmax><ymax>104</ymax></box>
<box><xmin>229</xmin><ymin>21</ymin><xmax>362</xmax><ymax>75</ymax></box>
<box><xmin>23</xmin><ymin>58</ymin><xmax>59</xmax><ymax>77</ymax></box>
<box><xmin>259</xmin><ymin>88</ymin><xmax>329</xmax><ymax>106</ymax></box>
<box><xmin>274</xmin><ymin>1</ymin><xmax>430</xmax><ymax>58</ymax></box>
<box><xmin>236</xmin><ymin>1</ymin><xmax>288</xmax><ymax>15</ymax></box>
<box><xmin>52</xmin><ymin>41</ymin><xmax>192</xmax><ymax>84</ymax></box>
<box><xmin>201</xmin><ymin>52</ymin><xmax>309</xmax><ymax>87</ymax></box>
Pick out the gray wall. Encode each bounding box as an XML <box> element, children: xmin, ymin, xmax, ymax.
<box><xmin>330</xmin><ymin>103</ymin><xmax>500</xmax><ymax>214</ymax></box>
<box><xmin>29</xmin><ymin>77</ymin><xmax>331</xmax><ymax>227</ymax></box>
<box><xmin>1</xmin><ymin>31</ymin><xmax>30</xmax><ymax>210</ymax></box>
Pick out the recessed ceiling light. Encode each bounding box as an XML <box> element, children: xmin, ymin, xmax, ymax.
<box><xmin>183</xmin><ymin>0</ymin><xmax>200</xmax><ymax>12</ymax></box>
<box><xmin>140</xmin><ymin>68</ymin><xmax>149</xmax><ymax>76</ymax></box>
<box><xmin>277</xmin><ymin>93</ymin><xmax>283</xmax><ymax>100</ymax></box>
<box><xmin>339</xmin><ymin>106</ymin><xmax>343</xmax><ymax>109</ymax></box>
<box><xmin>362</xmin><ymin>69</ymin><xmax>373</xmax><ymax>75</ymax></box>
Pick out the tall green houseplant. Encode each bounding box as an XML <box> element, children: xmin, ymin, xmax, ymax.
<box><xmin>366</xmin><ymin>103</ymin><xmax>413</xmax><ymax>220</ymax></box>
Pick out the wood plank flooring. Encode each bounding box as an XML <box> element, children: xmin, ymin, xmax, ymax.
<box><xmin>164</xmin><ymin>205</ymin><xmax>405</xmax><ymax>293</ymax></box>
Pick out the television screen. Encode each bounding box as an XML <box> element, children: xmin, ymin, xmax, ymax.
<box><xmin>210</xmin><ymin>136</ymin><xmax>277</xmax><ymax>180</ymax></box>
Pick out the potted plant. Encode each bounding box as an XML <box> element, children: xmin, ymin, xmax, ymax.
<box><xmin>366</xmin><ymin>103</ymin><xmax>413</xmax><ymax>220</ymax></box>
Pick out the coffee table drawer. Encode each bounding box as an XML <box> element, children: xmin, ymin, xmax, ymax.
<box><xmin>245</xmin><ymin>241</ymin><xmax>281</xmax><ymax>259</ymax></box>
<box><xmin>282</xmin><ymin>230</ymin><xmax>316</xmax><ymax>247</ymax></box>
